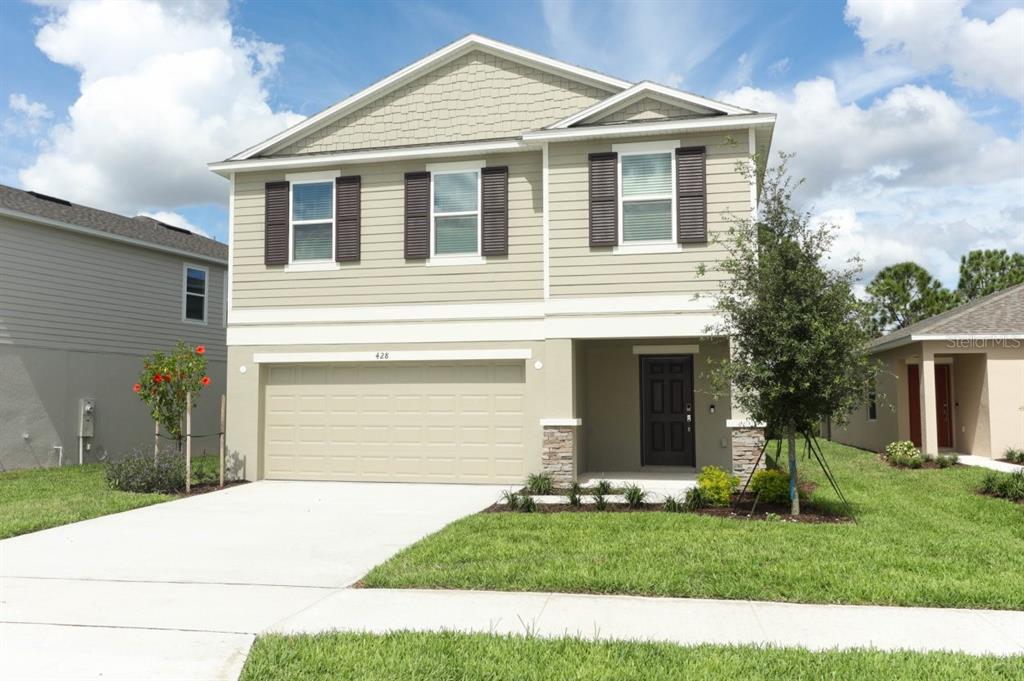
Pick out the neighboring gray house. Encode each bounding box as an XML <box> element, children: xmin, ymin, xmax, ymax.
<box><xmin>0</xmin><ymin>184</ymin><xmax>227</xmax><ymax>470</ymax></box>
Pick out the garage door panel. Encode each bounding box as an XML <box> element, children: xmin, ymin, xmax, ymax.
<box><xmin>263</xmin><ymin>360</ymin><xmax>533</xmax><ymax>483</ymax></box>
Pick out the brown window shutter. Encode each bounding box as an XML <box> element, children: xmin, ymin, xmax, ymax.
<box><xmin>264</xmin><ymin>181</ymin><xmax>289</xmax><ymax>265</ymax></box>
<box><xmin>404</xmin><ymin>171</ymin><xmax>430</xmax><ymax>259</ymax></box>
<box><xmin>335</xmin><ymin>175</ymin><xmax>361</xmax><ymax>262</ymax></box>
<box><xmin>589</xmin><ymin>152</ymin><xmax>618</xmax><ymax>247</ymax></box>
<box><xmin>480</xmin><ymin>166</ymin><xmax>508</xmax><ymax>256</ymax></box>
<box><xmin>676</xmin><ymin>146</ymin><xmax>707</xmax><ymax>244</ymax></box>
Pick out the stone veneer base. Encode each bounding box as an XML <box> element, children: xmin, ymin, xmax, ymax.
<box><xmin>731</xmin><ymin>427</ymin><xmax>766</xmax><ymax>479</ymax></box>
<box><xmin>541</xmin><ymin>425</ymin><xmax>576</xmax><ymax>487</ymax></box>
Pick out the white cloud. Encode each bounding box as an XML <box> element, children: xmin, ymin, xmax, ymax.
<box><xmin>845</xmin><ymin>0</ymin><xmax>1024</xmax><ymax>101</ymax></box>
<box><xmin>17</xmin><ymin>0</ymin><xmax>303</xmax><ymax>215</ymax></box>
<box><xmin>4</xmin><ymin>93</ymin><xmax>53</xmax><ymax>136</ymax></box>
<box><xmin>721</xmin><ymin>79</ymin><xmax>1023</xmax><ymax>287</ymax></box>
<box><xmin>767</xmin><ymin>57</ymin><xmax>790</xmax><ymax>77</ymax></box>
<box><xmin>137</xmin><ymin>210</ymin><xmax>210</xmax><ymax>238</ymax></box>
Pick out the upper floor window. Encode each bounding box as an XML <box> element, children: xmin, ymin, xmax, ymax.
<box><xmin>620</xmin><ymin>151</ymin><xmax>673</xmax><ymax>243</ymax></box>
<box><xmin>291</xmin><ymin>181</ymin><xmax>333</xmax><ymax>261</ymax></box>
<box><xmin>183</xmin><ymin>264</ymin><xmax>207</xmax><ymax>324</ymax></box>
<box><xmin>867</xmin><ymin>383</ymin><xmax>877</xmax><ymax>421</ymax></box>
<box><xmin>432</xmin><ymin>169</ymin><xmax>479</xmax><ymax>256</ymax></box>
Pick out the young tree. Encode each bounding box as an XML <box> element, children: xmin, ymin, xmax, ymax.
<box><xmin>865</xmin><ymin>263</ymin><xmax>957</xmax><ymax>332</ymax></box>
<box><xmin>705</xmin><ymin>154</ymin><xmax>876</xmax><ymax>515</ymax></box>
<box><xmin>957</xmin><ymin>249</ymin><xmax>1024</xmax><ymax>302</ymax></box>
<box><xmin>133</xmin><ymin>342</ymin><xmax>211</xmax><ymax>449</ymax></box>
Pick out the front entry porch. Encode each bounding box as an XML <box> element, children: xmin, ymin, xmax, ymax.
<box><xmin>538</xmin><ymin>337</ymin><xmax>765</xmax><ymax>486</ymax></box>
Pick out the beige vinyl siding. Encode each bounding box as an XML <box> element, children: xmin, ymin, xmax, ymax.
<box><xmin>0</xmin><ymin>215</ymin><xmax>226</xmax><ymax>361</ymax></box>
<box><xmin>547</xmin><ymin>133</ymin><xmax>750</xmax><ymax>298</ymax></box>
<box><xmin>231</xmin><ymin>151</ymin><xmax>543</xmax><ymax>308</ymax></box>
<box><xmin>274</xmin><ymin>50</ymin><xmax>616</xmax><ymax>156</ymax></box>
<box><xmin>590</xmin><ymin>97</ymin><xmax>702</xmax><ymax>125</ymax></box>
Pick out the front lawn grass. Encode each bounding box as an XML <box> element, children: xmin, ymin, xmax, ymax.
<box><xmin>363</xmin><ymin>441</ymin><xmax>1024</xmax><ymax>609</ymax></box>
<box><xmin>0</xmin><ymin>454</ymin><xmax>224</xmax><ymax>539</ymax></box>
<box><xmin>240</xmin><ymin>631</ymin><xmax>1023</xmax><ymax>681</ymax></box>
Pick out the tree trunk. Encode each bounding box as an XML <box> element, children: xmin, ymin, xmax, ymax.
<box><xmin>787</xmin><ymin>425</ymin><xmax>800</xmax><ymax>515</ymax></box>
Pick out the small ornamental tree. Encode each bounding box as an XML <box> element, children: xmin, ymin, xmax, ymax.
<box><xmin>704</xmin><ymin>153</ymin><xmax>876</xmax><ymax>515</ymax></box>
<box><xmin>133</xmin><ymin>342</ymin><xmax>211</xmax><ymax>448</ymax></box>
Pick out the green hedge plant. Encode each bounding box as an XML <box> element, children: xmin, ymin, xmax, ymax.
<box><xmin>1004</xmin><ymin>447</ymin><xmax>1024</xmax><ymax>464</ymax></box>
<box><xmin>525</xmin><ymin>472</ymin><xmax>554</xmax><ymax>496</ymax></box>
<box><xmin>697</xmin><ymin>466</ymin><xmax>739</xmax><ymax>506</ymax></box>
<box><xmin>886</xmin><ymin>440</ymin><xmax>924</xmax><ymax>468</ymax></box>
<box><xmin>750</xmin><ymin>468</ymin><xmax>790</xmax><ymax>503</ymax></box>
<box><xmin>106</xmin><ymin>449</ymin><xmax>185</xmax><ymax>494</ymax></box>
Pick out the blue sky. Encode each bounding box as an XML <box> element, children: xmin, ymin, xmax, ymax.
<box><xmin>1</xmin><ymin>0</ymin><xmax>1021</xmax><ymax>287</ymax></box>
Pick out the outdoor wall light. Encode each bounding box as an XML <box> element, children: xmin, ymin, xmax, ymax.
<box><xmin>709</xmin><ymin>404</ymin><xmax>716</xmax><ymax>414</ymax></box>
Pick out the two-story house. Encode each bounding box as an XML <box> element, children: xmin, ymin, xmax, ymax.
<box><xmin>0</xmin><ymin>184</ymin><xmax>227</xmax><ymax>470</ymax></box>
<box><xmin>210</xmin><ymin>35</ymin><xmax>775</xmax><ymax>485</ymax></box>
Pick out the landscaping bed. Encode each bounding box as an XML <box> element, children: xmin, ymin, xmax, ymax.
<box><xmin>239</xmin><ymin>631</ymin><xmax>1022</xmax><ymax>681</ymax></box>
<box><xmin>362</xmin><ymin>440</ymin><xmax>1024</xmax><ymax>609</ymax></box>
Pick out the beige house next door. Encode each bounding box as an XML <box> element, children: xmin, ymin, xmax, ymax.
<box><xmin>262</xmin><ymin>361</ymin><xmax>532</xmax><ymax>483</ymax></box>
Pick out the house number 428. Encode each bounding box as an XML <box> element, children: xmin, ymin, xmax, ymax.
<box><xmin>375</xmin><ymin>352</ymin><xmax>390</xmax><ymax>360</ymax></box>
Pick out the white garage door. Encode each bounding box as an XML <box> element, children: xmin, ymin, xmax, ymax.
<box><xmin>262</xmin><ymin>361</ymin><xmax>533</xmax><ymax>483</ymax></box>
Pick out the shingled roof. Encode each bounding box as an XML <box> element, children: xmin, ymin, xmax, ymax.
<box><xmin>870</xmin><ymin>282</ymin><xmax>1024</xmax><ymax>351</ymax></box>
<box><xmin>0</xmin><ymin>184</ymin><xmax>226</xmax><ymax>262</ymax></box>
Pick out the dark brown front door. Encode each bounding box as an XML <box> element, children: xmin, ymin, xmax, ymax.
<box><xmin>935</xmin><ymin>364</ymin><xmax>953</xmax><ymax>448</ymax></box>
<box><xmin>908</xmin><ymin>364</ymin><xmax>922</xmax><ymax>448</ymax></box>
<box><xmin>640</xmin><ymin>356</ymin><xmax>695</xmax><ymax>466</ymax></box>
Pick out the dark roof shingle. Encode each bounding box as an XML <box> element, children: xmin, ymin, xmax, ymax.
<box><xmin>0</xmin><ymin>184</ymin><xmax>227</xmax><ymax>262</ymax></box>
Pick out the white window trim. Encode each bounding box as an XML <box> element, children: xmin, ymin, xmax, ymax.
<box><xmin>612</xmin><ymin>140</ymin><xmax>678</xmax><ymax>249</ymax></box>
<box><xmin>428</xmin><ymin>160</ymin><xmax>485</xmax><ymax>262</ymax></box>
<box><xmin>182</xmin><ymin>263</ymin><xmax>208</xmax><ymax>325</ymax></box>
<box><xmin>289</xmin><ymin>178</ymin><xmax>335</xmax><ymax>265</ymax></box>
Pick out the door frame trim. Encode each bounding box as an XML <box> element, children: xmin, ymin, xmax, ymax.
<box><xmin>638</xmin><ymin>354</ymin><xmax>696</xmax><ymax>467</ymax></box>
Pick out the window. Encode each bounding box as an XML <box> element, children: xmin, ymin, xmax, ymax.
<box><xmin>183</xmin><ymin>264</ymin><xmax>207</xmax><ymax>323</ymax></box>
<box><xmin>432</xmin><ymin>169</ymin><xmax>479</xmax><ymax>256</ymax></box>
<box><xmin>620</xmin><ymin>151</ymin><xmax>673</xmax><ymax>243</ymax></box>
<box><xmin>291</xmin><ymin>181</ymin><xmax>333</xmax><ymax>261</ymax></box>
<box><xmin>868</xmin><ymin>384</ymin><xmax>877</xmax><ymax>421</ymax></box>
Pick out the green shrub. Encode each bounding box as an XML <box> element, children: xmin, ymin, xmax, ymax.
<box><xmin>697</xmin><ymin>466</ymin><xmax>739</xmax><ymax>506</ymax></box>
<box><xmin>518</xmin><ymin>496</ymin><xmax>537</xmax><ymax>513</ymax></box>
<box><xmin>683</xmin><ymin>486</ymin><xmax>709</xmax><ymax>511</ymax></box>
<box><xmin>662</xmin><ymin>495</ymin><xmax>683</xmax><ymax>512</ymax></box>
<box><xmin>525</xmin><ymin>473</ymin><xmax>554</xmax><ymax>496</ymax></box>
<box><xmin>106</xmin><ymin>450</ymin><xmax>185</xmax><ymax>494</ymax></box>
<box><xmin>594</xmin><ymin>479</ymin><xmax>613</xmax><ymax>496</ymax></box>
<box><xmin>500</xmin><ymin>490</ymin><xmax>522</xmax><ymax>510</ymax></box>
<box><xmin>623</xmin><ymin>484</ymin><xmax>646</xmax><ymax>509</ymax></box>
<box><xmin>567</xmin><ymin>482</ymin><xmax>582</xmax><ymax>507</ymax></box>
<box><xmin>1004</xmin><ymin>447</ymin><xmax>1024</xmax><ymax>464</ymax></box>
<box><xmin>979</xmin><ymin>470</ymin><xmax>1024</xmax><ymax>502</ymax></box>
<box><xmin>750</xmin><ymin>468</ymin><xmax>790</xmax><ymax>504</ymax></box>
<box><xmin>934</xmin><ymin>453</ymin><xmax>958</xmax><ymax>469</ymax></box>
<box><xmin>191</xmin><ymin>455</ymin><xmax>220</xmax><ymax>485</ymax></box>
<box><xmin>886</xmin><ymin>440</ymin><xmax>923</xmax><ymax>468</ymax></box>
<box><xmin>593</xmin><ymin>493</ymin><xmax>608</xmax><ymax>511</ymax></box>
<box><xmin>980</xmin><ymin>471</ymin><xmax>1002</xmax><ymax>495</ymax></box>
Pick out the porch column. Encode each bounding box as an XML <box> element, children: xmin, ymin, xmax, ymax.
<box><xmin>727</xmin><ymin>336</ymin><xmax>766</xmax><ymax>477</ymax></box>
<box><xmin>540</xmin><ymin>339</ymin><xmax>578</xmax><ymax>485</ymax></box>
<box><xmin>921</xmin><ymin>345</ymin><xmax>939</xmax><ymax>455</ymax></box>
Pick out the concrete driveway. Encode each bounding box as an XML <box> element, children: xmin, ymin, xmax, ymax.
<box><xmin>0</xmin><ymin>480</ymin><xmax>507</xmax><ymax>681</ymax></box>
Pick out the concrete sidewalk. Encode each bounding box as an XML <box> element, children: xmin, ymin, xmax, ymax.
<box><xmin>959</xmin><ymin>455</ymin><xmax>1024</xmax><ymax>473</ymax></box>
<box><xmin>269</xmin><ymin>588</ymin><xmax>1024</xmax><ymax>657</ymax></box>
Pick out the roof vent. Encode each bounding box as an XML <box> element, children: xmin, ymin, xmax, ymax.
<box><xmin>27</xmin><ymin>190</ymin><xmax>72</xmax><ymax>207</ymax></box>
<box><xmin>134</xmin><ymin>215</ymin><xmax>192</xmax><ymax>235</ymax></box>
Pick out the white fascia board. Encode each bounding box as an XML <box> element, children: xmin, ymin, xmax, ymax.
<box><xmin>0</xmin><ymin>207</ymin><xmax>227</xmax><ymax>266</ymax></box>
<box><xmin>209</xmin><ymin>139</ymin><xmax>530</xmax><ymax>177</ymax></box>
<box><xmin>253</xmin><ymin>348</ymin><xmax>532</xmax><ymax>364</ymax></box>
<box><xmin>523</xmin><ymin>113</ymin><xmax>777</xmax><ymax>143</ymax></box>
<box><xmin>913</xmin><ymin>334</ymin><xmax>1024</xmax><ymax>341</ymax></box>
<box><xmin>726</xmin><ymin>419</ymin><xmax>766</xmax><ymax>428</ymax></box>
<box><xmin>540</xmin><ymin>418</ymin><xmax>582</xmax><ymax>427</ymax></box>
<box><xmin>548</xmin><ymin>81</ymin><xmax>751</xmax><ymax>129</ymax></box>
<box><xmin>227</xmin><ymin>34</ymin><xmax>629</xmax><ymax>162</ymax></box>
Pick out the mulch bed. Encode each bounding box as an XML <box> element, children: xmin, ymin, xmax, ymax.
<box><xmin>878</xmin><ymin>454</ymin><xmax>960</xmax><ymax>470</ymax></box>
<box><xmin>179</xmin><ymin>480</ymin><xmax>248</xmax><ymax>496</ymax></box>
<box><xmin>484</xmin><ymin>491</ymin><xmax>851</xmax><ymax>524</ymax></box>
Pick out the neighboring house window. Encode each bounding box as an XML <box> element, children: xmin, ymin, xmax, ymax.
<box><xmin>867</xmin><ymin>384</ymin><xmax>877</xmax><ymax>421</ymax></box>
<box><xmin>620</xmin><ymin>151</ymin><xmax>673</xmax><ymax>243</ymax></box>
<box><xmin>183</xmin><ymin>264</ymin><xmax>207</xmax><ymax>323</ymax></box>
<box><xmin>432</xmin><ymin>169</ymin><xmax>480</xmax><ymax>256</ymax></box>
<box><xmin>291</xmin><ymin>181</ymin><xmax>334</xmax><ymax>261</ymax></box>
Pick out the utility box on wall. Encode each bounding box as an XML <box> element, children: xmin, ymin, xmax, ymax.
<box><xmin>79</xmin><ymin>398</ymin><xmax>95</xmax><ymax>438</ymax></box>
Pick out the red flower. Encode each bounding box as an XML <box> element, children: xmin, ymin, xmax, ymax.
<box><xmin>195</xmin><ymin>345</ymin><xmax>206</xmax><ymax>355</ymax></box>
<box><xmin>164</xmin><ymin>373</ymin><xmax>172</xmax><ymax>382</ymax></box>
<box><xmin>132</xmin><ymin>383</ymin><xmax>141</xmax><ymax>393</ymax></box>
<box><xmin>153</xmin><ymin>374</ymin><xmax>163</xmax><ymax>383</ymax></box>
<box><xmin>201</xmin><ymin>376</ymin><xmax>211</xmax><ymax>386</ymax></box>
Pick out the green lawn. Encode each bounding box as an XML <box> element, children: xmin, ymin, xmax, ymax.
<box><xmin>0</xmin><ymin>455</ymin><xmax>224</xmax><ymax>539</ymax></box>
<box><xmin>240</xmin><ymin>631</ymin><xmax>1023</xmax><ymax>681</ymax></box>
<box><xmin>363</xmin><ymin>441</ymin><xmax>1024</xmax><ymax>609</ymax></box>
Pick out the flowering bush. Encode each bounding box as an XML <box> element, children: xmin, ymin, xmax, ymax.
<box><xmin>885</xmin><ymin>440</ymin><xmax>923</xmax><ymax>468</ymax></box>
<box><xmin>134</xmin><ymin>341</ymin><xmax>210</xmax><ymax>443</ymax></box>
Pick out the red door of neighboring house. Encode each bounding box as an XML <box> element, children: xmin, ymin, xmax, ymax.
<box><xmin>908</xmin><ymin>364</ymin><xmax>922</xmax><ymax>448</ymax></box>
<box><xmin>935</xmin><ymin>364</ymin><xmax>953</xmax><ymax>449</ymax></box>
